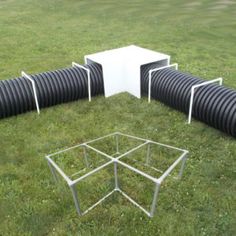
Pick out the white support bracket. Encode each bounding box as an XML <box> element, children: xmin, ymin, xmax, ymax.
<box><xmin>21</xmin><ymin>71</ymin><xmax>40</xmax><ymax>115</ymax></box>
<box><xmin>188</xmin><ymin>77</ymin><xmax>223</xmax><ymax>124</ymax></box>
<box><xmin>72</xmin><ymin>62</ymin><xmax>91</xmax><ymax>102</ymax></box>
<box><xmin>148</xmin><ymin>63</ymin><xmax>178</xmax><ymax>103</ymax></box>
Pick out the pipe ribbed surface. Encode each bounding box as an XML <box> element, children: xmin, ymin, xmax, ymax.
<box><xmin>1</xmin><ymin>60</ymin><xmax>235</xmax><ymax>137</ymax></box>
<box><xmin>0</xmin><ymin>63</ymin><xmax>104</xmax><ymax>118</ymax></box>
<box><xmin>141</xmin><ymin>63</ymin><xmax>236</xmax><ymax>137</ymax></box>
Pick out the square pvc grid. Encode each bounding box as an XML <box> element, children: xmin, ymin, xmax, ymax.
<box><xmin>46</xmin><ymin>132</ymin><xmax>188</xmax><ymax>217</ymax></box>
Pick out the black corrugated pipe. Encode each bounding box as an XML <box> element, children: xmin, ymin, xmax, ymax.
<box><xmin>141</xmin><ymin>63</ymin><xmax>236</xmax><ymax>137</ymax></box>
<box><xmin>0</xmin><ymin>63</ymin><xmax>104</xmax><ymax>118</ymax></box>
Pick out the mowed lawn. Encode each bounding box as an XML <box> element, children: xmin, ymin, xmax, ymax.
<box><xmin>0</xmin><ymin>0</ymin><xmax>236</xmax><ymax>235</ymax></box>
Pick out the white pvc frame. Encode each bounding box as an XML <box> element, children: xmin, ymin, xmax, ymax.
<box><xmin>188</xmin><ymin>77</ymin><xmax>223</xmax><ymax>124</ymax></box>
<box><xmin>46</xmin><ymin>132</ymin><xmax>188</xmax><ymax>217</ymax></box>
<box><xmin>72</xmin><ymin>62</ymin><xmax>91</xmax><ymax>102</ymax></box>
<box><xmin>148</xmin><ymin>63</ymin><xmax>178</xmax><ymax>103</ymax></box>
<box><xmin>21</xmin><ymin>71</ymin><xmax>40</xmax><ymax>114</ymax></box>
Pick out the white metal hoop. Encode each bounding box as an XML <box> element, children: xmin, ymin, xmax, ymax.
<box><xmin>21</xmin><ymin>71</ymin><xmax>40</xmax><ymax>115</ymax></box>
<box><xmin>188</xmin><ymin>77</ymin><xmax>223</xmax><ymax>124</ymax></box>
<box><xmin>148</xmin><ymin>63</ymin><xmax>178</xmax><ymax>103</ymax></box>
<box><xmin>72</xmin><ymin>62</ymin><xmax>91</xmax><ymax>102</ymax></box>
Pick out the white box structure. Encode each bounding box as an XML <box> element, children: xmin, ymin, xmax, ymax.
<box><xmin>46</xmin><ymin>132</ymin><xmax>188</xmax><ymax>218</ymax></box>
<box><xmin>85</xmin><ymin>45</ymin><xmax>170</xmax><ymax>98</ymax></box>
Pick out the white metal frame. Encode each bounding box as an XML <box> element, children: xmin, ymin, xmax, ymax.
<box><xmin>21</xmin><ymin>71</ymin><xmax>40</xmax><ymax>114</ymax></box>
<box><xmin>72</xmin><ymin>62</ymin><xmax>91</xmax><ymax>102</ymax></box>
<box><xmin>188</xmin><ymin>77</ymin><xmax>223</xmax><ymax>124</ymax></box>
<box><xmin>148</xmin><ymin>63</ymin><xmax>178</xmax><ymax>103</ymax></box>
<box><xmin>45</xmin><ymin>132</ymin><xmax>188</xmax><ymax>217</ymax></box>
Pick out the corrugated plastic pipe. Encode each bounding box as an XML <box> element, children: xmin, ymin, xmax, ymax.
<box><xmin>141</xmin><ymin>63</ymin><xmax>236</xmax><ymax>137</ymax></box>
<box><xmin>1</xmin><ymin>60</ymin><xmax>235</xmax><ymax>138</ymax></box>
<box><xmin>0</xmin><ymin>63</ymin><xmax>104</xmax><ymax>118</ymax></box>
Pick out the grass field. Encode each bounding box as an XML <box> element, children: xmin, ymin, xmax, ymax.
<box><xmin>0</xmin><ymin>0</ymin><xmax>236</xmax><ymax>235</ymax></box>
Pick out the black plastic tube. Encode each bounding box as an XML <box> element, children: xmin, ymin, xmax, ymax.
<box><xmin>0</xmin><ymin>63</ymin><xmax>104</xmax><ymax>118</ymax></box>
<box><xmin>141</xmin><ymin>63</ymin><xmax>236</xmax><ymax>137</ymax></box>
<box><xmin>1</xmin><ymin>60</ymin><xmax>235</xmax><ymax>138</ymax></box>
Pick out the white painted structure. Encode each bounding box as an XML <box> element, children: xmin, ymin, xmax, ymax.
<box><xmin>23</xmin><ymin>45</ymin><xmax>221</xmax><ymax>125</ymax></box>
<box><xmin>85</xmin><ymin>45</ymin><xmax>170</xmax><ymax>98</ymax></box>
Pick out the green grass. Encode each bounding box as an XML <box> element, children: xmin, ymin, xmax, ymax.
<box><xmin>0</xmin><ymin>0</ymin><xmax>236</xmax><ymax>235</ymax></box>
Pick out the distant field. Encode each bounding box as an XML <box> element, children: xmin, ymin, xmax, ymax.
<box><xmin>0</xmin><ymin>0</ymin><xmax>235</xmax><ymax>235</ymax></box>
